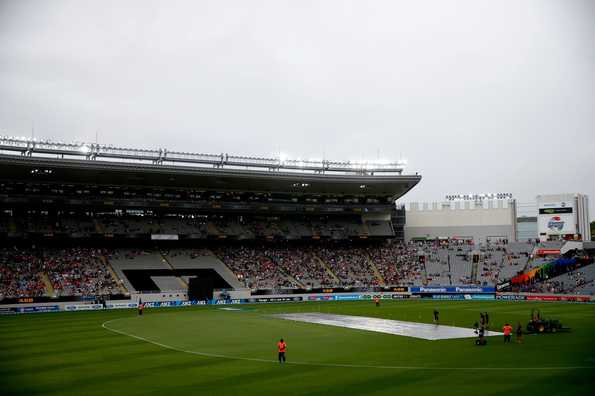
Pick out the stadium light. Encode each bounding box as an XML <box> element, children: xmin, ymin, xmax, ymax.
<box><xmin>445</xmin><ymin>193</ymin><xmax>514</xmax><ymax>201</ymax></box>
<box><xmin>0</xmin><ymin>136</ymin><xmax>411</xmax><ymax>176</ymax></box>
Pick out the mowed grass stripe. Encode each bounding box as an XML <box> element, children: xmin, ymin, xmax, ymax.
<box><xmin>103</xmin><ymin>316</ymin><xmax>594</xmax><ymax>370</ymax></box>
<box><xmin>1</xmin><ymin>301</ymin><xmax>594</xmax><ymax>396</ymax></box>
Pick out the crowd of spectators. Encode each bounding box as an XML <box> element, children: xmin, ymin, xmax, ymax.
<box><xmin>565</xmin><ymin>270</ymin><xmax>590</xmax><ymax>290</ymax></box>
<box><xmin>42</xmin><ymin>248</ymin><xmax>120</xmax><ymax>297</ymax></box>
<box><xmin>518</xmin><ymin>269</ymin><xmax>591</xmax><ymax>294</ymax></box>
<box><xmin>213</xmin><ymin>244</ymin><xmax>379</xmax><ymax>289</ymax></box>
<box><xmin>0</xmin><ymin>247</ymin><xmax>120</xmax><ymax>299</ymax></box>
<box><xmin>2</xmin><ymin>239</ymin><xmax>589</xmax><ymax>296</ymax></box>
<box><xmin>314</xmin><ymin>246</ymin><xmax>374</xmax><ymax>286</ymax></box>
<box><xmin>213</xmin><ymin>246</ymin><xmax>294</xmax><ymax>290</ymax></box>
<box><xmin>210</xmin><ymin>241</ymin><xmax>530</xmax><ymax>289</ymax></box>
<box><xmin>0</xmin><ymin>248</ymin><xmax>46</xmax><ymax>299</ymax></box>
<box><xmin>366</xmin><ymin>243</ymin><xmax>422</xmax><ymax>285</ymax></box>
<box><xmin>270</xmin><ymin>247</ymin><xmax>333</xmax><ymax>288</ymax></box>
<box><xmin>477</xmin><ymin>243</ymin><xmax>528</xmax><ymax>285</ymax></box>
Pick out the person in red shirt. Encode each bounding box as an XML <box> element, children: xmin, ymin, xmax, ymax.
<box><xmin>277</xmin><ymin>339</ymin><xmax>287</xmax><ymax>363</ymax></box>
<box><xmin>502</xmin><ymin>323</ymin><xmax>513</xmax><ymax>343</ymax></box>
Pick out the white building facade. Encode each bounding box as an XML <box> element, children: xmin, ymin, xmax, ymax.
<box><xmin>404</xmin><ymin>198</ymin><xmax>517</xmax><ymax>244</ymax></box>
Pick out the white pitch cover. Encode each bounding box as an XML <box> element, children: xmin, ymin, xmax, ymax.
<box><xmin>275</xmin><ymin>313</ymin><xmax>503</xmax><ymax>340</ymax></box>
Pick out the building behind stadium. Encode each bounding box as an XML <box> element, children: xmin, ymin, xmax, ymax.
<box><xmin>403</xmin><ymin>194</ymin><xmax>517</xmax><ymax>244</ymax></box>
<box><xmin>403</xmin><ymin>193</ymin><xmax>591</xmax><ymax>244</ymax></box>
<box><xmin>536</xmin><ymin>193</ymin><xmax>590</xmax><ymax>242</ymax></box>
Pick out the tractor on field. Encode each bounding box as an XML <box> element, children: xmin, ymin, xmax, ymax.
<box><xmin>525</xmin><ymin>309</ymin><xmax>568</xmax><ymax>334</ymax></box>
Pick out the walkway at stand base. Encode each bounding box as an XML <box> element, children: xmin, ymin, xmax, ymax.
<box><xmin>275</xmin><ymin>313</ymin><xmax>503</xmax><ymax>340</ymax></box>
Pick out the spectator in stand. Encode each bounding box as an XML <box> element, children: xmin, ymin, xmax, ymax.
<box><xmin>43</xmin><ymin>248</ymin><xmax>119</xmax><ymax>297</ymax></box>
<box><xmin>0</xmin><ymin>247</ymin><xmax>46</xmax><ymax>299</ymax></box>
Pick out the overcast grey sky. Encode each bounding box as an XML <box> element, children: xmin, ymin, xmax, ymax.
<box><xmin>0</xmin><ymin>0</ymin><xmax>594</xmax><ymax>213</ymax></box>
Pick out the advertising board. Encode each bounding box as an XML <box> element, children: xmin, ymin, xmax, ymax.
<box><xmin>537</xmin><ymin>200</ymin><xmax>576</xmax><ymax>236</ymax></box>
<box><xmin>466</xmin><ymin>294</ymin><xmax>495</xmax><ymax>300</ymax></box>
<box><xmin>14</xmin><ymin>305</ymin><xmax>60</xmax><ymax>313</ymax></box>
<box><xmin>308</xmin><ymin>295</ymin><xmax>336</xmax><ymax>301</ymax></box>
<box><xmin>430</xmin><ymin>294</ymin><xmax>495</xmax><ymax>300</ymax></box>
<box><xmin>431</xmin><ymin>294</ymin><xmax>465</xmax><ymax>300</ymax></box>
<box><xmin>106</xmin><ymin>302</ymin><xmax>138</xmax><ymax>309</ymax></box>
<box><xmin>410</xmin><ymin>286</ymin><xmax>495</xmax><ymax>293</ymax></box>
<box><xmin>334</xmin><ymin>294</ymin><xmax>361</xmax><ymax>301</ymax></box>
<box><xmin>144</xmin><ymin>300</ymin><xmax>194</xmax><ymax>308</ymax></box>
<box><xmin>0</xmin><ymin>307</ymin><xmax>16</xmax><ymax>315</ymax></box>
<box><xmin>496</xmin><ymin>294</ymin><xmax>527</xmax><ymax>301</ymax></box>
<box><xmin>211</xmin><ymin>299</ymin><xmax>243</xmax><ymax>305</ymax></box>
<box><xmin>64</xmin><ymin>304</ymin><xmax>103</xmax><ymax>311</ymax></box>
<box><xmin>247</xmin><ymin>297</ymin><xmax>302</xmax><ymax>303</ymax></box>
<box><xmin>525</xmin><ymin>295</ymin><xmax>590</xmax><ymax>302</ymax></box>
<box><xmin>150</xmin><ymin>234</ymin><xmax>179</xmax><ymax>240</ymax></box>
<box><xmin>497</xmin><ymin>294</ymin><xmax>591</xmax><ymax>302</ymax></box>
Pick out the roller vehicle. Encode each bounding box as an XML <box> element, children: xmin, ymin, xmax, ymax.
<box><xmin>526</xmin><ymin>309</ymin><xmax>569</xmax><ymax>333</ymax></box>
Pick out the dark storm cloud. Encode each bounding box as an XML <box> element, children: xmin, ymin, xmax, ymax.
<box><xmin>0</xmin><ymin>0</ymin><xmax>594</xmax><ymax>212</ymax></box>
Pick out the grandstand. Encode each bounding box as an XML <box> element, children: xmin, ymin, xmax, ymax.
<box><xmin>3</xmin><ymin>238</ymin><xmax>595</xmax><ymax>301</ymax></box>
<box><xmin>0</xmin><ymin>136</ymin><xmax>419</xmax><ymax>300</ymax></box>
<box><xmin>0</xmin><ymin>137</ymin><xmax>594</xmax><ymax>303</ymax></box>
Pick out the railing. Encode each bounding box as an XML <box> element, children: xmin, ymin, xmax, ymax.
<box><xmin>0</xmin><ymin>136</ymin><xmax>408</xmax><ymax>175</ymax></box>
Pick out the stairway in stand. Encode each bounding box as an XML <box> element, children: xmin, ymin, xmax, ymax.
<box><xmin>367</xmin><ymin>256</ymin><xmax>385</xmax><ymax>286</ymax></box>
<box><xmin>313</xmin><ymin>254</ymin><xmax>340</xmax><ymax>283</ymax></box>
<box><xmin>100</xmin><ymin>255</ymin><xmax>129</xmax><ymax>294</ymax></box>
<box><xmin>40</xmin><ymin>273</ymin><xmax>54</xmax><ymax>296</ymax></box>
<box><xmin>160</xmin><ymin>252</ymin><xmax>188</xmax><ymax>290</ymax></box>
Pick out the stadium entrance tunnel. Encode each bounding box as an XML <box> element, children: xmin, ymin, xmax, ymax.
<box><xmin>122</xmin><ymin>269</ymin><xmax>231</xmax><ymax>292</ymax></box>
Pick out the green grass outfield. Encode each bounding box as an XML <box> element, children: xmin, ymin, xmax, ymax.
<box><xmin>1</xmin><ymin>300</ymin><xmax>594</xmax><ymax>396</ymax></box>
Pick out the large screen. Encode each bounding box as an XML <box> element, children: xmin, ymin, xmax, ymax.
<box><xmin>537</xmin><ymin>200</ymin><xmax>576</xmax><ymax>235</ymax></box>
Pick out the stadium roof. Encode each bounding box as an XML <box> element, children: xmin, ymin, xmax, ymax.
<box><xmin>0</xmin><ymin>137</ymin><xmax>421</xmax><ymax>198</ymax></box>
<box><xmin>0</xmin><ymin>136</ymin><xmax>407</xmax><ymax>175</ymax></box>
